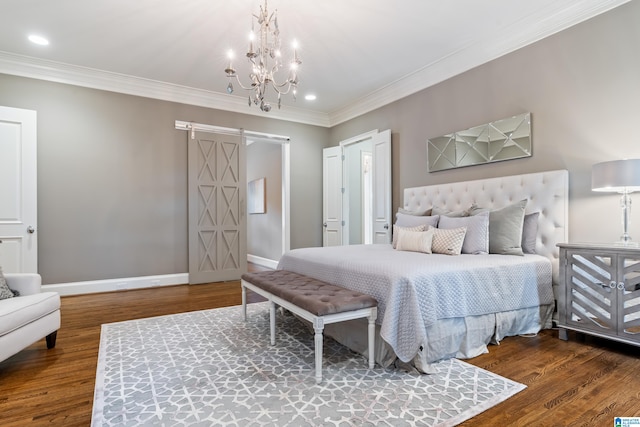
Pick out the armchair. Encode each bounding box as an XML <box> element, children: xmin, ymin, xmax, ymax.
<box><xmin>0</xmin><ymin>273</ymin><xmax>61</xmax><ymax>363</ymax></box>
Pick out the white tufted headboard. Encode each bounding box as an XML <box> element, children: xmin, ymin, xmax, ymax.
<box><xmin>403</xmin><ymin>169</ymin><xmax>569</xmax><ymax>286</ymax></box>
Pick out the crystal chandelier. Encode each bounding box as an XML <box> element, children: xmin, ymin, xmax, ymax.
<box><xmin>224</xmin><ymin>0</ymin><xmax>301</xmax><ymax>112</ymax></box>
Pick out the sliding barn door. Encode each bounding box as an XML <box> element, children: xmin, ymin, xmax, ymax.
<box><xmin>188</xmin><ymin>130</ymin><xmax>246</xmax><ymax>284</ymax></box>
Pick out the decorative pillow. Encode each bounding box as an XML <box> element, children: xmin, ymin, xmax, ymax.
<box><xmin>395</xmin><ymin>228</ymin><xmax>434</xmax><ymax>254</ymax></box>
<box><xmin>0</xmin><ymin>266</ymin><xmax>18</xmax><ymax>300</ymax></box>
<box><xmin>438</xmin><ymin>211</ymin><xmax>489</xmax><ymax>254</ymax></box>
<box><xmin>398</xmin><ymin>207</ymin><xmax>432</xmax><ymax>216</ymax></box>
<box><xmin>488</xmin><ymin>199</ymin><xmax>527</xmax><ymax>256</ymax></box>
<box><xmin>521</xmin><ymin>212</ymin><xmax>540</xmax><ymax>254</ymax></box>
<box><xmin>429</xmin><ymin>226</ymin><xmax>467</xmax><ymax>255</ymax></box>
<box><xmin>432</xmin><ymin>204</ymin><xmax>477</xmax><ymax>217</ymax></box>
<box><xmin>395</xmin><ymin>212</ymin><xmax>439</xmax><ymax>228</ymax></box>
<box><xmin>392</xmin><ymin>224</ymin><xmax>425</xmax><ymax>249</ymax></box>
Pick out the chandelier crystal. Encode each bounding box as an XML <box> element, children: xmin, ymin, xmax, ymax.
<box><xmin>224</xmin><ymin>0</ymin><xmax>301</xmax><ymax>112</ymax></box>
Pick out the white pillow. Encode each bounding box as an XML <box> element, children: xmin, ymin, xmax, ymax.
<box><xmin>396</xmin><ymin>228</ymin><xmax>434</xmax><ymax>254</ymax></box>
<box><xmin>392</xmin><ymin>224</ymin><xmax>425</xmax><ymax>249</ymax></box>
<box><xmin>438</xmin><ymin>211</ymin><xmax>489</xmax><ymax>254</ymax></box>
<box><xmin>429</xmin><ymin>226</ymin><xmax>467</xmax><ymax>255</ymax></box>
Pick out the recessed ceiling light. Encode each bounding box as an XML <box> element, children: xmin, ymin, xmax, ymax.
<box><xmin>28</xmin><ymin>34</ymin><xmax>49</xmax><ymax>46</ymax></box>
<box><xmin>305</xmin><ymin>94</ymin><xmax>316</xmax><ymax>101</ymax></box>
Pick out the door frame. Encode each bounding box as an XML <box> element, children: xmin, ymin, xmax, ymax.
<box><xmin>340</xmin><ymin>130</ymin><xmax>378</xmax><ymax>245</ymax></box>
<box><xmin>175</xmin><ymin>121</ymin><xmax>290</xmax><ymax>271</ymax></box>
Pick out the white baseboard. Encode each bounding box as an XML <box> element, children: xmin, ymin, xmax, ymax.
<box><xmin>44</xmin><ymin>255</ymin><xmax>277</xmax><ymax>296</ymax></box>
<box><xmin>247</xmin><ymin>254</ymin><xmax>278</xmax><ymax>270</ymax></box>
<box><xmin>44</xmin><ymin>273</ymin><xmax>189</xmax><ymax>296</ymax></box>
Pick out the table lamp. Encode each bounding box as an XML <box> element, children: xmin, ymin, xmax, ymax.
<box><xmin>592</xmin><ymin>159</ymin><xmax>640</xmax><ymax>246</ymax></box>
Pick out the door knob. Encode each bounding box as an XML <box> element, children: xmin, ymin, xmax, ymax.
<box><xmin>383</xmin><ymin>223</ymin><xmax>389</xmax><ymax>230</ymax></box>
<box><xmin>27</xmin><ymin>226</ymin><xmax>35</xmax><ymax>234</ymax></box>
<box><xmin>323</xmin><ymin>223</ymin><xmax>328</xmax><ymax>228</ymax></box>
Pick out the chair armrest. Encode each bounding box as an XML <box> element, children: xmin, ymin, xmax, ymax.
<box><xmin>4</xmin><ymin>273</ymin><xmax>42</xmax><ymax>296</ymax></box>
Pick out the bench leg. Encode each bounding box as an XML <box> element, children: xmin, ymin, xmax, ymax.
<box><xmin>368</xmin><ymin>311</ymin><xmax>376</xmax><ymax>370</ymax></box>
<box><xmin>314</xmin><ymin>318</ymin><xmax>324</xmax><ymax>384</ymax></box>
<box><xmin>241</xmin><ymin>283</ymin><xmax>247</xmax><ymax>321</ymax></box>
<box><xmin>270</xmin><ymin>301</ymin><xmax>276</xmax><ymax>345</ymax></box>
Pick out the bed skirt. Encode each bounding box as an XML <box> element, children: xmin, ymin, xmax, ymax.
<box><xmin>317</xmin><ymin>304</ymin><xmax>554</xmax><ymax>374</ymax></box>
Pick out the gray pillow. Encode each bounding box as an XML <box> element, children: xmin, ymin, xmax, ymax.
<box><xmin>0</xmin><ymin>266</ymin><xmax>17</xmax><ymax>300</ymax></box>
<box><xmin>395</xmin><ymin>212</ymin><xmax>439</xmax><ymax>228</ymax></box>
<box><xmin>488</xmin><ymin>199</ymin><xmax>527</xmax><ymax>256</ymax></box>
<box><xmin>398</xmin><ymin>207</ymin><xmax>432</xmax><ymax>216</ymax></box>
<box><xmin>521</xmin><ymin>212</ymin><xmax>539</xmax><ymax>254</ymax></box>
<box><xmin>438</xmin><ymin>211</ymin><xmax>489</xmax><ymax>254</ymax></box>
<box><xmin>432</xmin><ymin>204</ymin><xmax>477</xmax><ymax>217</ymax></box>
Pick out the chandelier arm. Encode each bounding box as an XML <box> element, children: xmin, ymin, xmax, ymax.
<box><xmin>229</xmin><ymin>75</ymin><xmax>257</xmax><ymax>91</ymax></box>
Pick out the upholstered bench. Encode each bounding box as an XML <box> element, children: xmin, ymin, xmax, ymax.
<box><xmin>241</xmin><ymin>270</ymin><xmax>378</xmax><ymax>383</ymax></box>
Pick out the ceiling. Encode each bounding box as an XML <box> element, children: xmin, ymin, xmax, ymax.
<box><xmin>0</xmin><ymin>0</ymin><xmax>630</xmax><ymax>127</ymax></box>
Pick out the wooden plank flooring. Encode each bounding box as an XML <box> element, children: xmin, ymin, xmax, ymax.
<box><xmin>1</xmin><ymin>270</ymin><xmax>639</xmax><ymax>426</ymax></box>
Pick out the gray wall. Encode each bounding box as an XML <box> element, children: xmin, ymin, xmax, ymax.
<box><xmin>0</xmin><ymin>74</ymin><xmax>329</xmax><ymax>283</ymax></box>
<box><xmin>247</xmin><ymin>141</ymin><xmax>282</xmax><ymax>260</ymax></box>
<box><xmin>330</xmin><ymin>1</ymin><xmax>640</xmax><ymax>244</ymax></box>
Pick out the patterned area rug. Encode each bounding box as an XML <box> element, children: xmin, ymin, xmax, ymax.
<box><xmin>92</xmin><ymin>302</ymin><xmax>524</xmax><ymax>426</ymax></box>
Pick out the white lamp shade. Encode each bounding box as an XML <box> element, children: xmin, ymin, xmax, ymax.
<box><xmin>592</xmin><ymin>159</ymin><xmax>640</xmax><ymax>193</ymax></box>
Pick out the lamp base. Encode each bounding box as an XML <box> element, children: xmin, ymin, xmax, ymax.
<box><xmin>612</xmin><ymin>240</ymin><xmax>640</xmax><ymax>248</ymax></box>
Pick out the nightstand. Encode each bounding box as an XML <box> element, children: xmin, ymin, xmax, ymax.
<box><xmin>557</xmin><ymin>243</ymin><xmax>640</xmax><ymax>346</ymax></box>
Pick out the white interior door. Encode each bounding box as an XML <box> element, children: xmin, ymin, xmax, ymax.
<box><xmin>0</xmin><ymin>106</ymin><xmax>37</xmax><ymax>273</ymax></box>
<box><xmin>188</xmin><ymin>130</ymin><xmax>246</xmax><ymax>284</ymax></box>
<box><xmin>372</xmin><ymin>129</ymin><xmax>392</xmax><ymax>244</ymax></box>
<box><xmin>322</xmin><ymin>146</ymin><xmax>343</xmax><ymax>246</ymax></box>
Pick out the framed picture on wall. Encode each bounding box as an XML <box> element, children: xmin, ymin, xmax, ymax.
<box><xmin>248</xmin><ymin>177</ymin><xmax>266</xmax><ymax>214</ymax></box>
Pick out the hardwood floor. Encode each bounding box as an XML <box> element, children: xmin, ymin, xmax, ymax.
<box><xmin>1</xmin><ymin>269</ymin><xmax>638</xmax><ymax>426</ymax></box>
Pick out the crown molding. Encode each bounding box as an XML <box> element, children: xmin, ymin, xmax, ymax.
<box><xmin>0</xmin><ymin>0</ymin><xmax>630</xmax><ymax>129</ymax></box>
<box><xmin>327</xmin><ymin>0</ymin><xmax>631</xmax><ymax>126</ymax></box>
<box><xmin>0</xmin><ymin>51</ymin><xmax>331</xmax><ymax>127</ymax></box>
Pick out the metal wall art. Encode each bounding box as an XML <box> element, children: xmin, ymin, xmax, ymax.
<box><xmin>427</xmin><ymin>113</ymin><xmax>531</xmax><ymax>172</ymax></box>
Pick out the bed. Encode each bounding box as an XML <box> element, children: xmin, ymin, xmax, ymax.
<box><xmin>278</xmin><ymin>169</ymin><xmax>569</xmax><ymax>372</ymax></box>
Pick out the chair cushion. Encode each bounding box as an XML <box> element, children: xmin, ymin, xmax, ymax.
<box><xmin>0</xmin><ymin>292</ymin><xmax>60</xmax><ymax>337</ymax></box>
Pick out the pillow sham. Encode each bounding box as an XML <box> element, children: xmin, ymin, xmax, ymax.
<box><xmin>438</xmin><ymin>211</ymin><xmax>489</xmax><ymax>254</ymax></box>
<box><xmin>395</xmin><ymin>212</ymin><xmax>439</xmax><ymax>228</ymax></box>
<box><xmin>398</xmin><ymin>207</ymin><xmax>432</xmax><ymax>216</ymax></box>
<box><xmin>432</xmin><ymin>204</ymin><xmax>477</xmax><ymax>217</ymax></box>
<box><xmin>488</xmin><ymin>199</ymin><xmax>527</xmax><ymax>256</ymax></box>
<box><xmin>0</xmin><ymin>266</ymin><xmax>17</xmax><ymax>300</ymax></box>
<box><xmin>395</xmin><ymin>228</ymin><xmax>434</xmax><ymax>254</ymax></box>
<box><xmin>428</xmin><ymin>226</ymin><xmax>467</xmax><ymax>255</ymax></box>
<box><xmin>521</xmin><ymin>212</ymin><xmax>539</xmax><ymax>254</ymax></box>
<box><xmin>392</xmin><ymin>224</ymin><xmax>425</xmax><ymax>249</ymax></box>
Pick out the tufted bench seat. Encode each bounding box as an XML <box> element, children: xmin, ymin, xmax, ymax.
<box><xmin>241</xmin><ymin>270</ymin><xmax>378</xmax><ymax>383</ymax></box>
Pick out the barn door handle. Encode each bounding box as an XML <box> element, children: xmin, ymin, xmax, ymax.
<box><xmin>27</xmin><ymin>226</ymin><xmax>35</xmax><ymax>234</ymax></box>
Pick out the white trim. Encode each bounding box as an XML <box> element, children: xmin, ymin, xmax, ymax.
<box><xmin>0</xmin><ymin>51</ymin><xmax>330</xmax><ymax>127</ymax></box>
<box><xmin>327</xmin><ymin>0</ymin><xmax>631</xmax><ymax>125</ymax></box>
<box><xmin>43</xmin><ymin>273</ymin><xmax>189</xmax><ymax>296</ymax></box>
<box><xmin>247</xmin><ymin>254</ymin><xmax>279</xmax><ymax>270</ymax></box>
<box><xmin>0</xmin><ymin>0</ymin><xmax>628</xmax><ymax>128</ymax></box>
<box><xmin>174</xmin><ymin>120</ymin><xmax>241</xmax><ymax>136</ymax></box>
<box><xmin>339</xmin><ymin>130</ymin><xmax>379</xmax><ymax>148</ymax></box>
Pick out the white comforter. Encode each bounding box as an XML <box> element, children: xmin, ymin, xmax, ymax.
<box><xmin>278</xmin><ymin>244</ymin><xmax>553</xmax><ymax>362</ymax></box>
